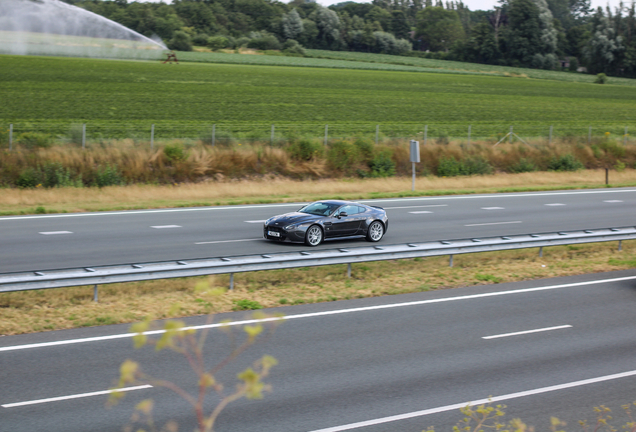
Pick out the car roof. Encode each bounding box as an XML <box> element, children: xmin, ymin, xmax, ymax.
<box><xmin>317</xmin><ymin>200</ymin><xmax>361</xmax><ymax>206</ymax></box>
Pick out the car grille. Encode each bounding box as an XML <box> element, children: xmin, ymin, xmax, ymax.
<box><xmin>264</xmin><ymin>225</ymin><xmax>286</xmax><ymax>241</ymax></box>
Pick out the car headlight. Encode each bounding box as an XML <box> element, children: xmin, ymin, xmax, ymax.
<box><xmin>284</xmin><ymin>224</ymin><xmax>296</xmax><ymax>230</ymax></box>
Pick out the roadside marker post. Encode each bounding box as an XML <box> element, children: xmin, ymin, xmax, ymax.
<box><xmin>410</xmin><ymin>139</ymin><xmax>420</xmax><ymax>192</ymax></box>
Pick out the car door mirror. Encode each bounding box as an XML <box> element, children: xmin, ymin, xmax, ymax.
<box><xmin>338</xmin><ymin>211</ymin><xmax>348</xmax><ymax>218</ymax></box>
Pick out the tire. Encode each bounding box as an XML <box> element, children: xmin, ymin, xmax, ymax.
<box><xmin>305</xmin><ymin>225</ymin><xmax>323</xmax><ymax>246</ymax></box>
<box><xmin>366</xmin><ymin>221</ymin><xmax>384</xmax><ymax>242</ymax></box>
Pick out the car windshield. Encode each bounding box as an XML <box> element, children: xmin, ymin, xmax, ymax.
<box><xmin>298</xmin><ymin>202</ymin><xmax>341</xmax><ymax>216</ymax></box>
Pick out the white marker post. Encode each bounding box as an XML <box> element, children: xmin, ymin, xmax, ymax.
<box><xmin>410</xmin><ymin>140</ymin><xmax>420</xmax><ymax>192</ymax></box>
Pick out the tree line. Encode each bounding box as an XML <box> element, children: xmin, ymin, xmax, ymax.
<box><xmin>63</xmin><ymin>0</ymin><xmax>636</xmax><ymax>77</ymax></box>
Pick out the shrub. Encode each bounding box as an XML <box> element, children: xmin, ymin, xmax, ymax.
<box><xmin>327</xmin><ymin>141</ymin><xmax>363</xmax><ymax>175</ymax></box>
<box><xmin>286</xmin><ymin>139</ymin><xmax>322</xmax><ymax>161</ymax></box>
<box><xmin>462</xmin><ymin>156</ymin><xmax>493</xmax><ymax>175</ymax></box>
<box><xmin>509</xmin><ymin>158</ymin><xmax>538</xmax><ymax>173</ymax></box>
<box><xmin>282</xmin><ymin>39</ymin><xmax>305</xmax><ymax>55</ymax></box>
<box><xmin>437</xmin><ymin>157</ymin><xmax>462</xmax><ymax>177</ymax></box>
<box><xmin>163</xmin><ymin>143</ymin><xmax>187</xmax><ymax>162</ymax></box>
<box><xmin>168</xmin><ymin>31</ymin><xmax>192</xmax><ymax>52</ymax></box>
<box><xmin>233</xmin><ymin>299</ymin><xmax>263</xmax><ymax>311</ymax></box>
<box><xmin>595</xmin><ymin>73</ymin><xmax>608</xmax><ymax>84</ymax></box>
<box><xmin>191</xmin><ymin>33</ymin><xmax>210</xmax><ymax>46</ymax></box>
<box><xmin>547</xmin><ymin>154</ymin><xmax>584</xmax><ymax>171</ymax></box>
<box><xmin>369</xmin><ymin>150</ymin><xmax>396</xmax><ymax>177</ymax></box>
<box><xmin>247</xmin><ymin>35</ymin><xmax>282</xmax><ymax>51</ymax></box>
<box><xmin>42</xmin><ymin>162</ymin><xmax>82</xmax><ymax>188</ymax></box>
<box><xmin>95</xmin><ymin>164</ymin><xmax>123</xmax><ymax>187</ymax></box>
<box><xmin>353</xmin><ymin>139</ymin><xmax>374</xmax><ymax>161</ymax></box>
<box><xmin>16</xmin><ymin>167</ymin><xmax>41</xmax><ymax>188</ymax></box>
<box><xmin>207</xmin><ymin>36</ymin><xmax>229</xmax><ymax>51</ymax></box>
<box><xmin>17</xmin><ymin>132</ymin><xmax>52</xmax><ymax>149</ymax></box>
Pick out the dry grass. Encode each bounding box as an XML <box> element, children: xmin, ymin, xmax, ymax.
<box><xmin>2</xmin><ymin>170</ymin><xmax>636</xmax><ymax>215</ymax></box>
<box><xmin>1</xmin><ymin>241</ymin><xmax>634</xmax><ymax>335</ymax></box>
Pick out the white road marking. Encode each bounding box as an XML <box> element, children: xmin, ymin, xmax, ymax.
<box><xmin>245</xmin><ymin>220</ymin><xmax>267</xmax><ymax>223</ymax></box>
<box><xmin>464</xmin><ymin>221</ymin><xmax>522</xmax><ymax>227</ymax></box>
<box><xmin>38</xmin><ymin>231</ymin><xmax>73</xmax><ymax>235</ymax></box>
<box><xmin>151</xmin><ymin>225</ymin><xmax>181</xmax><ymax>229</ymax></box>
<box><xmin>385</xmin><ymin>205</ymin><xmax>448</xmax><ymax>210</ymax></box>
<box><xmin>482</xmin><ymin>325</ymin><xmax>572</xmax><ymax>339</ymax></box>
<box><xmin>2</xmin><ymin>275</ymin><xmax>636</xmax><ymax>353</ymax></box>
<box><xmin>195</xmin><ymin>238</ymin><xmax>261</xmax><ymax>245</ymax></box>
<box><xmin>545</xmin><ymin>203</ymin><xmax>566</xmax><ymax>206</ymax></box>
<box><xmin>481</xmin><ymin>207</ymin><xmax>504</xmax><ymax>210</ymax></box>
<box><xmin>1</xmin><ymin>385</ymin><xmax>152</xmax><ymax>408</ymax></box>
<box><xmin>1</xmin><ymin>189</ymin><xmax>635</xmax><ymax>221</ymax></box>
<box><xmin>306</xmin><ymin>370</ymin><xmax>636</xmax><ymax>432</ymax></box>
<box><xmin>604</xmin><ymin>200</ymin><xmax>624</xmax><ymax>203</ymax></box>
<box><xmin>409</xmin><ymin>211</ymin><xmax>433</xmax><ymax>214</ymax></box>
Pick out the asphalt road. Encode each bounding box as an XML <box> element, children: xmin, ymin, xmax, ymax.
<box><xmin>1</xmin><ymin>187</ymin><xmax>635</xmax><ymax>273</ymax></box>
<box><xmin>2</xmin><ymin>271</ymin><xmax>636</xmax><ymax>432</ymax></box>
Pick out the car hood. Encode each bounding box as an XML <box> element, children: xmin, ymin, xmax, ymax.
<box><xmin>266</xmin><ymin>212</ymin><xmax>322</xmax><ymax>227</ymax></box>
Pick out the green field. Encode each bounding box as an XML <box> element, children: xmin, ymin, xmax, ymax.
<box><xmin>2</xmin><ymin>53</ymin><xmax>636</xmax><ymax>142</ymax></box>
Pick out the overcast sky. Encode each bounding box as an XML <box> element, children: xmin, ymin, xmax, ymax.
<box><xmin>134</xmin><ymin>0</ymin><xmax>621</xmax><ymax>13</ymax></box>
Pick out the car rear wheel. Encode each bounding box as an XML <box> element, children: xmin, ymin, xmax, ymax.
<box><xmin>305</xmin><ymin>225</ymin><xmax>323</xmax><ymax>246</ymax></box>
<box><xmin>366</xmin><ymin>221</ymin><xmax>384</xmax><ymax>242</ymax></box>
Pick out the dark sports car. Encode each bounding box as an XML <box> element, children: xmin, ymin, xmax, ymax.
<box><xmin>263</xmin><ymin>200</ymin><xmax>388</xmax><ymax>246</ymax></box>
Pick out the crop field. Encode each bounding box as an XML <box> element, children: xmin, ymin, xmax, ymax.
<box><xmin>2</xmin><ymin>54</ymin><xmax>636</xmax><ymax>142</ymax></box>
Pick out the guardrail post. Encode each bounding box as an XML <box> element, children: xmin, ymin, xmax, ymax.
<box><xmin>347</xmin><ymin>263</ymin><xmax>351</xmax><ymax>278</ymax></box>
<box><xmin>93</xmin><ymin>284</ymin><xmax>98</xmax><ymax>302</ymax></box>
<box><xmin>449</xmin><ymin>254</ymin><xmax>453</xmax><ymax>267</ymax></box>
<box><xmin>539</xmin><ymin>247</ymin><xmax>543</xmax><ymax>257</ymax></box>
<box><xmin>229</xmin><ymin>273</ymin><xmax>234</xmax><ymax>290</ymax></box>
<box><xmin>618</xmin><ymin>240</ymin><xmax>622</xmax><ymax>251</ymax></box>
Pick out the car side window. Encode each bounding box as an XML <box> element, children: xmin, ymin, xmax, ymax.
<box><xmin>339</xmin><ymin>205</ymin><xmax>359</xmax><ymax>216</ymax></box>
<box><xmin>357</xmin><ymin>206</ymin><xmax>367</xmax><ymax>214</ymax></box>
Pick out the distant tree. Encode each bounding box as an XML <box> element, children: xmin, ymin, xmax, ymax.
<box><xmin>585</xmin><ymin>12</ymin><xmax>624</xmax><ymax>73</ymax></box>
<box><xmin>366</xmin><ymin>6</ymin><xmax>393</xmax><ymax>31</ymax></box>
<box><xmin>282</xmin><ymin>9</ymin><xmax>304</xmax><ymax>40</ymax></box>
<box><xmin>415</xmin><ymin>6</ymin><xmax>465</xmax><ymax>51</ymax></box>
<box><xmin>310</xmin><ymin>6</ymin><xmax>343</xmax><ymax>49</ymax></box>
<box><xmin>503</xmin><ymin>0</ymin><xmax>543</xmax><ymax>65</ymax></box>
<box><xmin>390</xmin><ymin>10</ymin><xmax>412</xmax><ymax>40</ymax></box>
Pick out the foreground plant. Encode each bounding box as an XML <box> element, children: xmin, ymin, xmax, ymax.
<box><xmin>108</xmin><ymin>290</ymin><xmax>283</xmax><ymax>432</ymax></box>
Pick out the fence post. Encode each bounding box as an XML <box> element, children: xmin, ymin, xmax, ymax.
<box><xmin>624</xmin><ymin>126</ymin><xmax>628</xmax><ymax>145</ymax></box>
<box><xmin>93</xmin><ymin>284</ymin><xmax>98</xmax><ymax>303</ymax></box>
<box><xmin>212</xmin><ymin>124</ymin><xmax>216</xmax><ymax>146</ymax></box>
<box><xmin>468</xmin><ymin>125</ymin><xmax>471</xmax><ymax>147</ymax></box>
<box><xmin>324</xmin><ymin>124</ymin><xmax>328</xmax><ymax>146</ymax></box>
<box><xmin>509</xmin><ymin>125</ymin><xmax>513</xmax><ymax>144</ymax></box>
<box><xmin>588</xmin><ymin>127</ymin><xmax>592</xmax><ymax>144</ymax></box>
<box><xmin>375</xmin><ymin>124</ymin><xmax>379</xmax><ymax>145</ymax></box>
<box><xmin>549</xmin><ymin>125</ymin><xmax>553</xmax><ymax>145</ymax></box>
<box><xmin>82</xmin><ymin>123</ymin><xmax>86</xmax><ymax>149</ymax></box>
<box><xmin>271</xmin><ymin>124</ymin><xmax>275</xmax><ymax>146</ymax></box>
<box><xmin>424</xmin><ymin>125</ymin><xmax>428</xmax><ymax>146</ymax></box>
<box><xmin>9</xmin><ymin>124</ymin><xmax>12</xmax><ymax>151</ymax></box>
<box><xmin>151</xmin><ymin>124</ymin><xmax>155</xmax><ymax>150</ymax></box>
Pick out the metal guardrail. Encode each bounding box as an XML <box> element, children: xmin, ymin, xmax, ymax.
<box><xmin>1</xmin><ymin>226</ymin><xmax>635</xmax><ymax>294</ymax></box>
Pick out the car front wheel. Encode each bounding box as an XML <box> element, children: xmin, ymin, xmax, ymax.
<box><xmin>366</xmin><ymin>221</ymin><xmax>384</xmax><ymax>242</ymax></box>
<box><xmin>305</xmin><ymin>225</ymin><xmax>323</xmax><ymax>246</ymax></box>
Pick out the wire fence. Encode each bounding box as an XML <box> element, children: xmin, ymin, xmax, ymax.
<box><xmin>1</xmin><ymin>122</ymin><xmax>634</xmax><ymax>149</ymax></box>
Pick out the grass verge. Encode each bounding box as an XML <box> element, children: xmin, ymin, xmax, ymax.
<box><xmin>1</xmin><ymin>241</ymin><xmax>634</xmax><ymax>335</ymax></box>
<box><xmin>2</xmin><ymin>170</ymin><xmax>636</xmax><ymax>216</ymax></box>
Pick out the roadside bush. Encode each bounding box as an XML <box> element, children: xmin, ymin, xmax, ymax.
<box><xmin>437</xmin><ymin>157</ymin><xmax>462</xmax><ymax>176</ymax></box>
<box><xmin>437</xmin><ymin>156</ymin><xmax>492</xmax><ymax>176</ymax></box>
<box><xmin>327</xmin><ymin>141</ymin><xmax>364</xmax><ymax>175</ymax></box>
<box><xmin>286</xmin><ymin>139</ymin><xmax>322</xmax><ymax>161</ymax></box>
<box><xmin>95</xmin><ymin>164</ymin><xmax>123</xmax><ymax>187</ymax></box>
<box><xmin>509</xmin><ymin>158</ymin><xmax>538</xmax><ymax>173</ymax></box>
<box><xmin>16</xmin><ymin>167</ymin><xmax>41</xmax><ymax>188</ymax></box>
<box><xmin>17</xmin><ymin>132</ymin><xmax>52</xmax><ymax>149</ymax></box>
<box><xmin>163</xmin><ymin>143</ymin><xmax>187</xmax><ymax>162</ymax></box>
<box><xmin>233</xmin><ymin>299</ymin><xmax>263</xmax><ymax>311</ymax></box>
<box><xmin>369</xmin><ymin>150</ymin><xmax>396</xmax><ymax>177</ymax></box>
<box><xmin>42</xmin><ymin>162</ymin><xmax>82</xmax><ymax>188</ymax></box>
<box><xmin>548</xmin><ymin>154</ymin><xmax>584</xmax><ymax>171</ymax></box>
